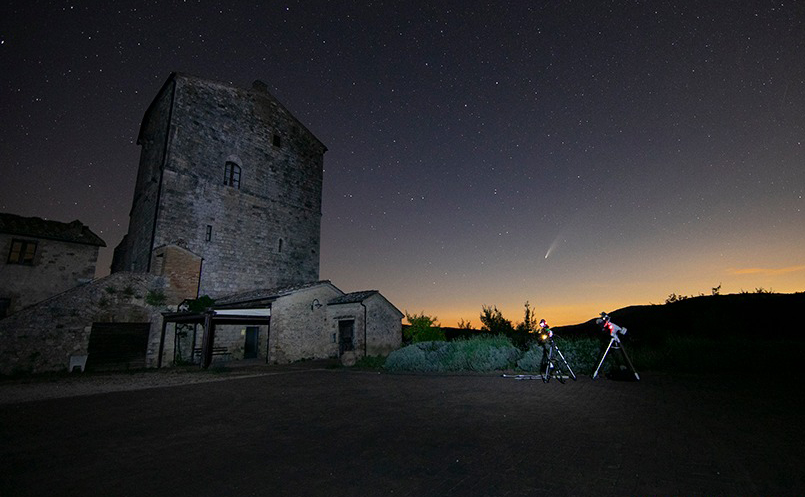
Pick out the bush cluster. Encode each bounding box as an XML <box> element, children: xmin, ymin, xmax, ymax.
<box><xmin>384</xmin><ymin>335</ymin><xmax>521</xmax><ymax>372</ymax></box>
<box><xmin>384</xmin><ymin>335</ymin><xmax>624</xmax><ymax>374</ymax></box>
<box><xmin>383</xmin><ymin>316</ymin><xmax>780</xmax><ymax>375</ymax></box>
<box><xmin>513</xmin><ymin>337</ymin><xmax>602</xmax><ymax>372</ymax></box>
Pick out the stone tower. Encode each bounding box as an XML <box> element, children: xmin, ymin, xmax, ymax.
<box><xmin>112</xmin><ymin>73</ymin><xmax>326</xmax><ymax>298</ymax></box>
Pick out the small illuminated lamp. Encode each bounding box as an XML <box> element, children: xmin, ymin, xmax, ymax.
<box><xmin>311</xmin><ymin>299</ymin><xmax>323</xmax><ymax>311</ymax></box>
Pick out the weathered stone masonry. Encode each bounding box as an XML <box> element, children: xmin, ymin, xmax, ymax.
<box><xmin>0</xmin><ymin>272</ymin><xmax>166</xmax><ymax>375</ymax></box>
<box><xmin>112</xmin><ymin>73</ymin><xmax>326</xmax><ymax>298</ymax></box>
<box><xmin>0</xmin><ymin>213</ymin><xmax>106</xmax><ymax>316</ymax></box>
<box><xmin>0</xmin><ymin>73</ymin><xmax>403</xmax><ymax>374</ymax></box>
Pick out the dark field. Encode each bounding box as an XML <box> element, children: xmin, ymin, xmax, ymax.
<box><xmin>1</xmin><ymin>365</ymin><xmax>803</xmax><ymax>496</ymax></box>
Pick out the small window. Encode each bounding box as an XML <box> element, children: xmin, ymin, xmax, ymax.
<box><xmin>272</xmin><ymin>134</ymin><xmax>282</xmax><ymax>148</ymax></box>
<box><xmin>278</xmin><ymin>238</ymin><xmax>283</xmax><ymax>253</ymax></box>
<box><xmin>7</xmin><ymin>239</ymin><xmax>37</xmax><ymax>265</ymax></box>
<box><xmin>224</xmin><ymin>161</ymin><xmax>241</xmax><ymax>189</ymax></box>
<box><xmin>205</xmin><ymin>225</ymin><xmax>213</xmax><ymax>242</ymax></box>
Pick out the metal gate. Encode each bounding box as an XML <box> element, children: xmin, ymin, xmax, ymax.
<box><xmin>86</xmin><ymin>322</ymin><xmax>151</xmax><ymax>371</ymax></box>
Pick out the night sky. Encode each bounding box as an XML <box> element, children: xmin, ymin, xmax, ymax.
<box><xmin>2</xmin><ymin>1</ymin><xmax>803</xmax><ymax>326</ymax></box>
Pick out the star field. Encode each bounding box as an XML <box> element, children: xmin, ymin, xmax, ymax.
<box><xmin>1</xmin><ymin>1</ymin><xmax>803</xmax><ymax>325</ymax></box>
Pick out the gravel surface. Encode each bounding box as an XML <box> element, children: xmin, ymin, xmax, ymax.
<box><xmin>0</xmin><ymin>360</ymin><xmax>337</xmax><ymax>404</ymax></box>
<box><xmin>0</xmin><ymin>370</ymin><xmax>266</xmax><ymax>404</ymax></box>
<box><xmin>3</xmin><ymin>370</ymin><xmax>803</xmax><ymax>496</ymax></box>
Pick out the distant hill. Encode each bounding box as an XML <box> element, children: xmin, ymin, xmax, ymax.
<box><xmin>553</xmin><ymin>292</ymin><xmax>805</xmax><ymax>343</ymax></box>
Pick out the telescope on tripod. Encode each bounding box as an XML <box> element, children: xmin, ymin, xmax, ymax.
<box><xmin>592</xmin><ymin>312</ymin><xmax>640</xmax><ymax>381</ymax></box>
<box><xmin>536</xmin><ymin>319</ymin><xmax>577</xmax><ymax>383</ymax></box>
<box><xmin>501</xmin><ymin>318</ymin><xmax>577</xmax><ymax>383</ymax></box>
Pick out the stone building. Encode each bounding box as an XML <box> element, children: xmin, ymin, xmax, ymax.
<box><xmin>111</xmin><ymin>72</ymin><xmax>326</xmax><ymax>298</ymax></box>
<box><xmin>0</xmin><ymin>213</ymin><xmax>106</xmax><ymax>317</ymax></box>
<box><xmin>162</xmin><ymin>281</ymin><xmax>403</xmax><ymax>368</ymax></box>
<box><xmin>106</xmin><ymin>73</ymin><xmax>402</xmax><ymax>368</ymax></box>
<box><xmin>0</xmin><ymin>272</ymin><xmax>167</xmax><ymax>375</ymax></box>
<box><xmin>0</xmin><ymin>73</ymin><xmax>403</xmax><ymax>375</ymax></box>
<box><xmin>326</xmin><ymin>290</ymin><xmax>405</xmax><ymax>362</ymax></box>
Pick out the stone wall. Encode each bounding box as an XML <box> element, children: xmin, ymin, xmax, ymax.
<box><xmin>327</xmin><ymin>302</ymin><xmax>366</xmax><ymax>358</ymax></box>
<box><xmin>363</xmin><ymin>293</ymin><xmax>404</xmax><ymax>356</ymax></box>
<box><xmin>325</xmin><ymin>293</ymin><xmax>403</xmax><ymax>359</ymax></box>
<box><xmin>0</xmin><ymin>273</ymin><xmax>169</xmax><ymax>375</ymax></box>
<box><xmin>151</xmin><ymin>244</ymin><xmax>201</xmax><ymax>303</ymax></box>
<box><xmin>0</xmin><ymin>234</ymin><xmax>100</xmax><ymax>315</ymax></box>
<box><xmin>113</xmin><ymin>73</ymin><xmax>326</xmax><ymax>299</ymax></box>
<box><xmin>269</xmin><ymin>283</ymin><xmax>342</xmax><ymax>363</ymax></box>
<box><xmin>112</xmin><ymin>78</ymin><xmax>175</xmax><ymax>273</ymax></box>
<box><xmin>208</xmin><ymin>323</ymin><xmax>269</xmax><ymax>362</ymax></box>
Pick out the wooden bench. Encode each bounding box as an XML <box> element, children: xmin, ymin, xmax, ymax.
<box><xmin>192</xmin><ymin>347</ymin><xmax>231</xmax><ymax>362</ymax></box>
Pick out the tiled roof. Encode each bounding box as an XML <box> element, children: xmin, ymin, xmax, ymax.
<box><xmin>328</xmin><ymin>290</ymin><xmax>379</xmax><ymax>305</ymax></box>
<box><xmin>215</xmin><ymin>280</ymin><xmax>336</xmax><ymax>306</ymax></box>
<box><xmin>0</xmin><ymin>213</ymin><xmax>106</xmax><ymax>247</ymax></box>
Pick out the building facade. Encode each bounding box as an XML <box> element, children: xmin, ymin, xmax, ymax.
<box><xmin>163</xmin><ymin>281</ymin><xmax>403</xmax><ymax>367</ymax></box>
<box><xmin>0</xmin><ymin>272</ymin><xmax>168</xmax><ymax>375</ymax></box>
<box><xmin>112</xmin><ymin>73</ymin><xmax>327</xmax><ymax>298</ymax></box>
<box><xmin>0</xmin><ymin>74</ymin><xmax>403</xmax><ymax>375</ymax></box>
<box><xmin>0</xmin><ymin>213</ymin><xmax>106</xmax><ymax>317</ymax></box>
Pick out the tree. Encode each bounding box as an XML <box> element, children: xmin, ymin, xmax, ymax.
<box><xmin>457</xmin><ymin>318</ymin><xmax>474</xmax><ymax>330</ymax></box>
<box><xmin>665</xmin><ymin>292</ymin><xmax>689</xmax><ymax>304</ymax></box>
<box><xmin>187</xmin><ymin>295</ymin><xmax>215</xmax><ymax>313</ymax></box>
<box><xmin>514</xmin><ymin>301</ymin><xmax>538</xmax><ymax>334</ymax></box>
<box><xmin>404</xmin><ymin>312</ymin><xmax>445</xmax><ymax>343</ymax></box>
<box><xmin>479</xmin><ymin>304</ymin><xmax>531</xmax><ymax>350</ymax></box>
<box><xmin>479</xmin><ymin>305</ymin><xmax>515</xmax><ymax>335</ymax></box>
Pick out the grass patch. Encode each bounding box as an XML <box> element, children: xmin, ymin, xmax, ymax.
<box><xmin>354</xmin><ymin>355</ymin><xmax>387</xmax><ymax>369</ymax></box>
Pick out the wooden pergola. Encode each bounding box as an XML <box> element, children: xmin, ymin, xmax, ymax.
<box><xmin>159</xmin><ymin>308</ymin><xmax>271</xmax><ymax>369</ymax></box>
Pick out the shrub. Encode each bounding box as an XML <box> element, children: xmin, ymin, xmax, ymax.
<box><xmin>404</xmin><ymin>312</ymin><xmax>445</xmax><ymax>343</ymax></box>
<box><xmin>459</xmin><ymin>337</ymin><xmax>520</xmax><ymax>371</ymax></box>
<box><xmin>629</xmin><ymin>334</ymin><xmax>763</xmax><ymax>373</ymax></box>
<box><xmin>384</xmin><ymin>342</ymin><xmax>438</xmax><ymax>372</ymax></box>
<box><xmin>385</xmin><ymin>335</ymin><xmax>520</xmax><ymax>372</ymax></box>
<box><xmin>187</xmin><ymin>295</ymin><xmax>215</xmax><ymax>313</ymax></box>
<box><xmin>555</xmin><ymin>337</ymin><xmax>602</xmax><ymax>373</ymax></box>
<box><xmin>516</xmin><ymin>337</ymin><xmax>604</xmax><ymax>374</ymax></box>
<box><xmin>145</xmin><ymin>290</ymin><xmax>167</xmax><ymax>307</ymax></box>
<box><xmin>515</xmin><ymin>345</ymin><xmax>543</xmax><ymax>372</ymax></box>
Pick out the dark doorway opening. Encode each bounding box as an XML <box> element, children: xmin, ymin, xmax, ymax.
<box><xmin>338</xmin><ymin>320</ymin><xmax>355</xmax><ymax>355</ymax></box>
<box><xmin>244</xmin><ymin>326</ymin><xmax>259</xmax><ymax>359</ymax></box>
<box><xmin>86</xmin><ymin>322</ymin><xmax>151</xmax><ymax>371</ymax></box>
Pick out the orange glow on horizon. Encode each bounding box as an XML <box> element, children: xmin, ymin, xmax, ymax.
<box><xmin>728</xmin><ymin>265</ymin><xmax>805</xmax><ymax>276</ymax></box>
<box><xmin>409</xmin><ymin>282</ymin><xmax>805</xmax><ymax>329</ymax></box>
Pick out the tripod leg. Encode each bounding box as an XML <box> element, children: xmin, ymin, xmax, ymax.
<box><xmin>553</xmin><ymin>359</ymin><xmax>566</xmax><ymax>383</ymax></box>
<box><xmin>618</xmin><ymin>343</ymin><xmax>641</xmax><ymax>381</ymax></box>
<box><xmin>541</xmin><ymin>346</ymin><xmax>550</xmax><ymax>382</ymax></box>
<box><xmin>554</xmin><ymin>344</ymin><xmax>577</xmax><ymax>381</ymax></box>
<box><xmin>593</xmin><ymin>338</ymin><xmax>615</xmax><ymax>379</ymax></box>
<box><xmin>549</xmin><ymin>346</ymin><xmax>565</xmax><ymax>383</ymax></box>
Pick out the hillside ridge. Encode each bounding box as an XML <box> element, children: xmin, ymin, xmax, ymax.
<box><xmin>553</xmin><ymin>292</ymin><xmax>804</xmax><ymax>342</ymax></box>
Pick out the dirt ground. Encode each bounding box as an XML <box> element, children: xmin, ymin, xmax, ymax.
<box><xmin>1</xmin><ymin>363</ymin><xmax>803</xmax><ymax>496</ymax></box>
